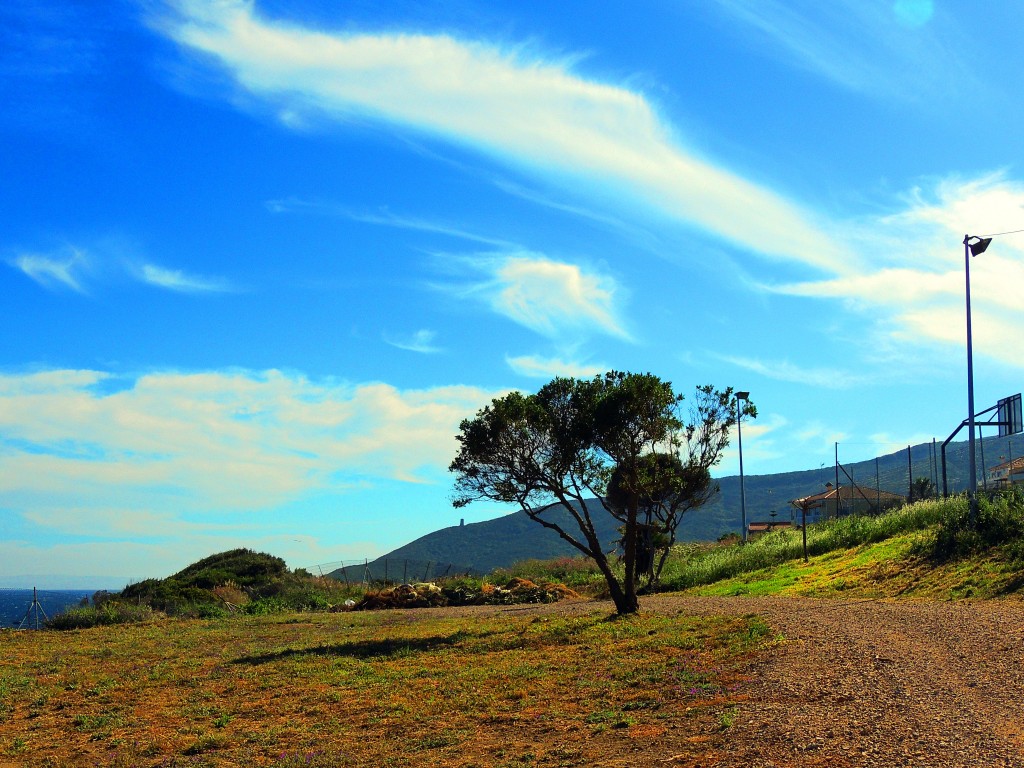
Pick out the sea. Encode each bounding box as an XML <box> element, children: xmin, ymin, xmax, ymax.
<box><xmin>0</xmin><ymin>589</ymin><xmax>95</xmax><ymax>629</ymax></box>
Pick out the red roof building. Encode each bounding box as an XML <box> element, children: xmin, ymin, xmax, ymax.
<box><xmin>790</xmin><ymin>482</ymin><xmax>905</xmax><ymax>524</ymax></box>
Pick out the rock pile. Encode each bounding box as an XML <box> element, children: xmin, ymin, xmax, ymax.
<box><xmin>353</xmin><ymin>578</ymin><xmax>580</xmax><ymax>611</ymax></box>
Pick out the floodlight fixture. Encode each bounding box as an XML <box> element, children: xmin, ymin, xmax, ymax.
<box><xmin>968</xmin><ymin>236</ymin><xmax>992</xmax><ymax>256</ymax></box>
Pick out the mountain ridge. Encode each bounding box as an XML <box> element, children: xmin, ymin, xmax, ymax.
<box><xmin>356</xmin><ymin>434</ymin><xmax>1024</xmax><ymax>575</ymax></box>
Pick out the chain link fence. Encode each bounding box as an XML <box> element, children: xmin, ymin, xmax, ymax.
<box><xmin>302</xmin><ymin>559</ymin><xmax>483</xmax><ymax>588</ymax></box>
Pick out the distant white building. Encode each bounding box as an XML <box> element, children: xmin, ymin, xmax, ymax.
<box><xmin>988</xmin><ymin>457</ymin><xmax>1024</xmax><ymax>489</ymax></box>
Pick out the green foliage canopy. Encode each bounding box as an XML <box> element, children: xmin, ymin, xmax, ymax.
<box><xmin>450</xmin><ymin>371</ymin><xmax>752</xmax><ymax>614</ymax></box>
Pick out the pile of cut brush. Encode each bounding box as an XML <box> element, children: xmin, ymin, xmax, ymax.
<box><xmin>354</xmin><ymin>577</ymin><xmax>579</xmax><ymax>610</ymax></box>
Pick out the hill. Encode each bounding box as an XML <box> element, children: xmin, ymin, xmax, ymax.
<box><xmin>345</xmin><ymin>501</ymin><xmax>622</xmax><ymax>577</ymax></box>
<box><xmin>364</xmin><ymin>434</ymin><xmax>1024</xmax><ymax>574</ymax></box>
<box><xmin>111</xmin><ymin>549</ymin><xmax>354</xmax><ymax>618</ymax></box>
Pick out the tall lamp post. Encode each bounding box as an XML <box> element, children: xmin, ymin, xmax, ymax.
<box><xmin>736</xmin><ymin>391</ymin><xmax>750</xmax><ymax>543</ymax></box>
<box><xmin>964</xmin><ymin>234</ymin><xmax>992</xmax><ymax>527</ymax></box>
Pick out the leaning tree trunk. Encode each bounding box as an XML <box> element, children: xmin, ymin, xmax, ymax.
<box><xmin>616</xmin><ymin>492</ymin><xmax>640</xmax><ymax>614</ymax></box>
<box><xmin>541</xmin><ymin>494</ymin><xmax>636</xmax><ymax>615</ymax></box>
<box><xmin>601</xmin><ymin>558</ymin><xmax>633</xmax><ymax>614</ymax></box>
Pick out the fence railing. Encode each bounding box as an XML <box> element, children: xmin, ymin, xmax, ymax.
<box><xmin>303</xmin><ymin>559</ymin><xmax>483</xmax><ymax>587</ymax></box>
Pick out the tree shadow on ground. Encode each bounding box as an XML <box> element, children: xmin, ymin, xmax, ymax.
<box><xmin>233</xmin><ymin>630</ymin><xmax>495</xmax><ymax>665</ymax></box>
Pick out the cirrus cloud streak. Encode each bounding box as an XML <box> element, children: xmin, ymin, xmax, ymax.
<box><xmin>157</xmin><ymin>0</ymin><xmax>846</xmax><ymax>273</ymax></box>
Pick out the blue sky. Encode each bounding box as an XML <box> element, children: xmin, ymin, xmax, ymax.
<box><xmin>3</xmin><ymin>0</ymin><xmax>1024</xmax><ymax>587</ymax></box>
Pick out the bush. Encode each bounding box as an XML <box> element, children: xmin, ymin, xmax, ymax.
<box><xmin>925</xmin><ymin>489</ymin><xmax>1024</xmax><ymax>563</ymax></box>
<box><xmin>120</xmin><ymin>549</ymin><xmax>291</xmax><ymax>609</ymax></box>
<box><xmin>500</xmin><ymin>556</ymin><xmax>605</xmax><ymax>592</ymax></box>
<box><xmin>47</xmin><ymin>602</ymin><xmax>158</xmax><ymax>630</ymax></box>
<box><xmin>241</xmin><ymin>597</ymin><xmax>287</xmax><ymax>616</ymax></box>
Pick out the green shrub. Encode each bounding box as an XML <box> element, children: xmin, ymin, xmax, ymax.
<box><xmin>47</xmin><ymin>602</ymin><xmax>158</xmax><ymax>630</ymax></box>
<box><xmin>501</xmin><ymin>556</ymin><xmax>605</xmax><ymax>592</ymax></box>
<box><xmin>120</xmin><ymin>549</ymin><xmax>290</xmax><ymax>609</ymax></box>
<box><xmin>925</xmin><ymin>489</ymin><xmax>1024</xmax><ymax>563</ymax></box>
<box><xmin>241</xmin><ymin>597</ymin><xmax>287</xmax><ymax>616</ymax></box>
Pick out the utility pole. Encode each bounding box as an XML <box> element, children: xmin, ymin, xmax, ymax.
<box><xmin>907</xmin><ymin>445</ymin><xmax>913</xmax><ymax>502</ymax></box>
<box><xmin>835</xmin><ymin>443</ymin><xmax>841</xmax><ymax>518</ymax></box>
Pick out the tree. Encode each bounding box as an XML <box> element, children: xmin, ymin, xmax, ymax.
<box><xmin>449</xmin><ymin>371</ymin><xmax>753</xmax><ymax>615</ymax></box>
<box><xmin>605</xmin><ymin>385</ymin><xmax>755</xmax><ymax>588</ymax></box>
<box><xmin>911</xmin><ymin>476</ymin><xmax>935</xmax><ymax>502</ymax></box>
<box><xmin>607</xmin><ymin>453</ymin><xmax>713</xmax><ymax>588</ymax></box>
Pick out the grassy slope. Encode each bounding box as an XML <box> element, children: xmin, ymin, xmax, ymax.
<box><xmin>684</xmin><ymin>533</ymin><xmax>1019</xmax><ymax>600</ymax></box>
<box><xmin>666</xmin><ymin>495</ymin><xmax>1024</xmax><ymax>601</ymax></box>
<box><xmin>371</xmin><ymin>434</ymin><xmax>1024</xmax><ymax>575</ymax></box>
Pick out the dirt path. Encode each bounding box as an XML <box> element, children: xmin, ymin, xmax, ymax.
<box><xmin>641</xmin><ymin>595</ymin><xmax>1024</xmax><ymax>767</ymax></box>
<box><xmin>385</xmin><ymin>594</ymin><xmax>1024</xmax><ymax>765</ymax></box>
<box><xmin>389</xmin><ymin>594</ymin><xmax>1024</xmax><ymax>765</ymax></box>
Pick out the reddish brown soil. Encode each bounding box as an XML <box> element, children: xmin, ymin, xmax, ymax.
<box><xmin>506</xmin><ymin>594</ymin><xmax>1024</xmax><ymax>767</ymax></box>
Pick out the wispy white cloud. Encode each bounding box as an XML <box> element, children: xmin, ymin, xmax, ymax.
<box><xmin>448</xmin><ymin>252</ymin><xmax>631</xmax><ymax>341</ymax></box>
<box><xmin>9</xmin><ymin>246</ymin><xmax>90</xmax><ymax>293</ymax></box>
<box><xmin>157</xmin><ymin>0</ymin><xmax>846</xmax><ymax>274</ymax></box>
<box><xmin>139</xmin><ymin>263</ymin><xmax>236</xmax><ymax>293</ymax></box>
<box><xmin>505</xmin><ymin>354</ymin><xmax>605</xmax><ymax>379</ymax></box>
<box><xmin>867</xmin><ymin>431</ymin><xmax>938</xmax><ymax>452</ymax></box>
<box><xmin>719</xmin><ymin>412</ymin><xmax>788</xmax><ymax>474</ymax></box>
<box><xmin>384</xmin><ymin>329</ymin><xmax>441</xmax><ymax>354</ymax></box>
<box><xmin>493</xmin><ymin>257</ymin><xmax>629</xmax><ymax>340</ymax></box>
<box><xmin>794</xmin><ymin>421</ymin><xmax>848</xmax><ymax>448</ymax></box>
<box><xmin>7</xmin><ymin>242</ymin><xmax>237</xmax><ymax>296</ymax></box>
<box><xmin>266</xmin><ymin>197</ymin><xmax>516</xmax><ymax>248</ymax></box>
<box><xmin>711</xmin><ymin>0</ymin><xmax>981</xmax><ymax>103</ymax></box>
<box><xmin>491</xmin><ymin>179</ymin><xmax>663</xmax><ymax>251</ymax></box>
<box><xmin>718</xmin><ymin>354</ymin><xmax>872</xmax><ymax>389</ymax></box>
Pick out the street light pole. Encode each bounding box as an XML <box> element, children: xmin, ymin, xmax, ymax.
<box><xmin>964</xmin><ymin>234</ymin><xmax>991</xmax><ymax>527</ymax></box>
<box><xmin>736</xmin><ymin>391</ymin><xmax>750</xmax><ymax>544</ymax></box>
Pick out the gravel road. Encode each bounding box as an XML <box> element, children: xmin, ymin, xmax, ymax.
<box><xmin>374</xmin><ymin>594</ymin><xmax>1024</xmax><ymax>766</ymax></box>
<box><xmin>643</xmin><ymin>595</ymin><xmax>1024</xmax><ymax>767</ymax></box>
